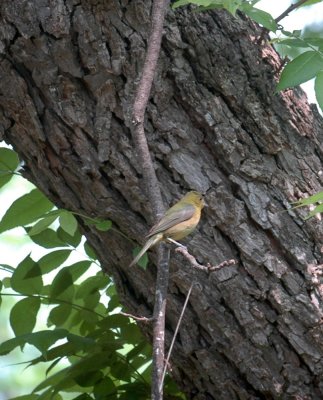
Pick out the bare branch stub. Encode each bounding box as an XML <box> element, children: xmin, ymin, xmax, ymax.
<box><xmin>119</xmin><ymin>311</ymin><xmax>153</xmax><ymax>322</ymax></box>
<box><xmin>174</xmin><ymin>246</ymin><xmax>236</xmax><ymax>272</ymax></box>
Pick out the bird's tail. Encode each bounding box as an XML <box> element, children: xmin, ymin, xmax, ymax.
<box><xmin>129</xmin><ymin>233</ymin><xmax>162</xmax><ymax>268</ymax></box>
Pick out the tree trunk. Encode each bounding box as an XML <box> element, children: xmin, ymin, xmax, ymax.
<box><xmin>1</xmin><ymin>1</ymin><xmax>323</xmax><ymax>398</ymax></box>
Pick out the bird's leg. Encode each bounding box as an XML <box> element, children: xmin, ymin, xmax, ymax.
<box><xmin>166</xmin><ymin>237</ymin><xmax>187</xmax><ymax>249</ymax></box>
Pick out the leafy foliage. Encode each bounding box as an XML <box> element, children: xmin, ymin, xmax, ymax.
<box><xmin>315</xmin><ymin>70</ymin><xmax>323</xmax><ymax>112</ymax></box>
<box><xmin>0</xmin><ymin>148</ymin><xmax>183</xmax><ymax>399</ymax></box>
<box><xmin>0</xmin><ymin>189</ymin><xmax>53</xmax><ymax>234</ymax></box>
<box><xmin>172</xmin><ymin>0</ymin><xmax>246</xmax><ymax>15</ymax></box>
<box><xmin>291</xmin><ymin>191</ymin><xmax>323</xmax><ymax>219</ymax></box>
<box><xmin>132</xmin><ymin>247</ymin><xmax>149</xmax><ymax>270</ymax></box>
<box><xmin>276</xmin><ymin>49</ymin><xmax>323</xmax><ymax>93</ymax></box>
<box><xmin>300</xmin><ymin>0</ymin><xmax>323</xmax><ymax>6</ymax></box>
<box><xmin>240</xmin><ymin>2</ymin><xmax>277</xmax><ymax>31</ymax></box>
<box><xmin>0</xmin><ymin>147</ymin><xmax>20</xmax><ymax>189</ymax></box>
<box><xmin>172</xmin><ymin>0</ymin><xmax>323</xmax><ymax>113</ymax></box>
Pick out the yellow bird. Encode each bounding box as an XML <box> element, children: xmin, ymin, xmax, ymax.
<box><xmin>129</xmin><ymin>191</ymin><xmax>204</xmax><ymax>267</ymax></box>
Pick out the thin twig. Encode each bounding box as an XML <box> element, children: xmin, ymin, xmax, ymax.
<box><xmin>257</xmin><ymin>0</ymin><xmax>309</xmax><ymax>45</ymax></box>
<box><xmin>131</xmin><ymin>1</ymin><xmax>170</xmax><ymax>399</ymax></box>
<box><xmin>275</xmin><ymin>0</ymin><xmax>309</xmax><ymax>23</ymax></box>
<box><xmin>119</xmin><ymin>311</ymin><xmax>153</xmax><ymax>322</ymax></box>
<box><xmin>160</xmin><ymin>282</ymin><xmax>194</xmax><ymax>392</ymax></box>
<box><xmin>175</xmin><ymin>246</ymin><xmax>236</xmax><ymax>272</ymax></box>
<box><xmin>208</xmin><ymin>259</ymin><xmax>237</xmax><ymax>271</ymax></box>
<box><xmin>159</xmin><ymin>253</ymin><xmax>236</xmax><ymax>389</ymax></box>
<box><xmin>158</xmin><ymin>252</ymin><xmax>236</xmax><ymax>387</ymax></box>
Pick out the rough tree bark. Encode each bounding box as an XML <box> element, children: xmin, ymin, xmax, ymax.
<box><xmin>1</xmin><ymin>1</ymin><xmax>323</xmax><ymax>398</ymax></box>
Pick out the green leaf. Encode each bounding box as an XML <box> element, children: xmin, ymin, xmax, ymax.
<box><xmin>126</xmin><ymin>340</ymin><xmax>150</xmax><ymax>365</ymax></box>
<box><xmin>118</xmin><ymin>382</ymin><xmax>151</xmax><ymax>398</ymax></box>
<box><xmin>76</xmin><ymin>274</ymin><xmax>110</xmax><ymax>299</ymax></box>
<box><xmin>30</xmin><ymin>329</ymin><xmax>68</xmax><ymax>354</ymax></box>
<box><xmin>79</xmin><ymin>313</ymin><xmax>99</xmax><ymax>334</ymax></box>
<box><xmin>93</xmin><ymin>377</ymin><xmax>116</xmax><ymax>398</ymax></box>
<box><xmin>315</xmin><ymin>71</ymin><xmax>323</xmax><ymax>114</ymax></box>
<box><xmin>292</xmin><ymin>191</ymin><xmax>323</xmax><ymax>206</ymax></box>
<box><xmin>74</xmin><ymin>370</ymin><xmax>103</xmax><ymax>387</ymax></box>
<box><xmin>179</xmin><ymin>0</ymin><xmax>244</xmax><ymax>15</ymax></box>
<box><xmin>277</xmin><ymin>37</ymin><xmax>323</xmax><ymax>49</ymax></box>
<box><xmin>0</xmin><ymin>147</ymin><xmax>19</xmax><ymax>189</ymax></box>
<box><xmin>107</xmin><ymin>294</ymin><xmax>120</xmax><ymax>312</ymax></box>
<box><xmin>29</xmin><ymin>214</ymin><xmax>59</xmax><ymax>236</ymax></box>
<box><xmin>48</xmin><ymin>304</ymin><xmax>72</xmax><ymax>327</ymax></box>
<box><xmin>98</xmin><ymin>314</ymin><xmax>129</xmax><ymax>332</ymax></box>
<box><xmin>122</xmin><ymin>323</ymin><xmax>144</xmax><ymax>345</ymax></box>
<box><xmin>0</xmin><ymin>336</ymin><xmax>25</xmax><ymax>355</ymax></box>
<box><xmin>46</xmin><ymin>358</ymin><xmax>62</xmax><ymax>376</ymax></box>
<box><xmin>306</xmin><ymin>203</ymin><xmax>323</xmax><ymax>219</ymax></box>
<box><xmin>66</xmin><ymin>332</ymin><xmax>96</xmax><ymax>350</ymax></box>
<box><xmin>68</xmin><ymin>260</ymin><xmax>92</xmax><ymax>281</ymax></box>
<box><xmin>291</xmin><ymin>30</ymin><xmax>302</xmax><ymax>38</ymax></box>
<box><xmin>82</xmin><ymin>289</ymin><xmax>101</xmax><ymax>309</ymax></box>
<box><xmin>38</xmin><ymin>336</ymin><xmax>94</xmax><ymax>362</ymax></box>
<box><xmin>172</xmin><ymin>0</ymin><xmax>215</xmax><ymax>9</ymax></box>
<box><xmin>9</xmin><ymin>395</ymin><xmax>39</xmax><ymax>400</ymax></box>
<box><xmin>27</xmin><ymin>228</ymin><xmax>69</xmax><ymax>248</ymax></box>
<box><xmin>0</xmin><ymin>329</ymin><xmax>68</xmax><ymax>355</ymax></box>
<box><xmin>34</xmin><ymin>351</ymin><xmax>113</xmax><ymax>393</ymax></box>
<box><xmin>11</xmin><ymin>255</ymin><xmax>43</xmax><ymax>295</ymax></box>
<box><xmin>110</xmin><ymin>360</ymin><xmax>131</xmax><ymax>381</ymax></box>
<box><xmin>299</xmin><ymin>0</ymin><xmax>323</xmax><ymax>6</ymax></box>
<box><xmin>2</xmin><ymin>276</ymin><xmax>11</xmax><ymax>288</ymax></box>
<box><xmin>38</xmin><ymin>250</ymin><xmax>72</xmax><ymax>274</ymax></box>
<box><xmin>222</xmin><ymin>0</ymin><xmax>243</xmax><ymax>16</ymax></box>
<box><xmin>276</xmin><ymin>51</ymin><xmax>323</xmax><ymax>91</ymax></box>
<box><xmin>57</xmin><ymin>226</ymin><xmax>82</xmax><ymax>248</ymax></box>
<box><xmin>281</xmin><ymin>30</ymin><xmax>303</xmax><ymax>38</ymax></box>
<box><xmin>50</xmin><ymin>268</ymin><xmax>74</xmax><ymax>299</ymax></box>
<box><xmin>37</xmin><ymin>392</ymin><xmax>62</xmax><ymax>400</ymax></box>
<box><xmin>59</xmin><ymin>212</ymin><xmax>78</xmax><ymax>237</ymax></box>
<box><xmin>83</xmin><ymin>241</ymin><xmax>97</xmax><ymax>259</ymax></box>
<box><xmin>10</xmin><ymin>296</ymin><xmax>41</xmax><ymax>336</ymax></box>
<box><xmin>132</xmin><ymin>246</ymin><xmax>148</xmax><ymax>269</ymax></box>
<box><xmin>50</xmin><ymin>261</ymin><xmax>90</xmax><ymax>299</ymax></box>
<box><xmin>83</xmin><ymin>216</ymin><xmax>112</xmax><ymax>232</ymax></box>
<box><xmin>95</xmin><ymin>219</ymin><xmax>112</xmax><ymax>231</ymax></box>
<box><xmin>32</xmin><ymin>365</ymin><xmax>71</xmax><ymax>392</ymax></box>
<box><xmin>241</xmin><ymin>5</ymin><xmax>277</xmax><ymax>31</ymax></box>
<box><xmin>0</xmin><ymin>188</ymin><xmax>53</xmax><ymax>234</ymax></box>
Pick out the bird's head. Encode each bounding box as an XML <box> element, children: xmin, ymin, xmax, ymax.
<box><xmin>184</xmin><ymin>191</ymin><xmax>204</xmax><ymax>208</ymax></box>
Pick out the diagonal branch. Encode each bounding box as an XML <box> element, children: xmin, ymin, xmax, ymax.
<box><xmin>275</xmin><ymin>0</ymin><xmax>309</xmax><ymax>23</ymax></box>
<box><xmin>132</xmin><ymin>0</ymin><xmax>170</xmax><ymax>218</ymax></box>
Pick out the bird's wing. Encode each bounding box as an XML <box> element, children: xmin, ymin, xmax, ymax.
<box><xmin>146</xmin><ymin>203</ymin><xmax>195</xmax><ymax>238</ymax></box>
